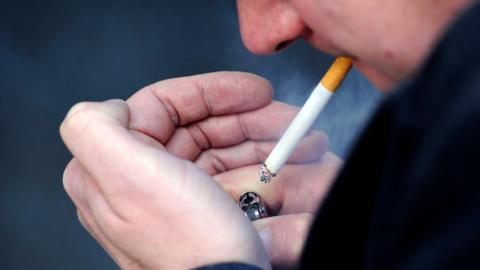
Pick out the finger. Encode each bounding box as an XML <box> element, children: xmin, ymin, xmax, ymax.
<box><xmin>253</xmin><ymin>213</ymin><xmax>314</xmax><ymax>270</ymax></box>
<box><xmin>214</xmin><ymin>152</ymin><xmax>342</xmax><ymax>214</ymax></box>
<box><xmin>280</xmin><ymin>152</ymin><xmax>342</xmax><ymax>214</ymax></box>
<box><xmin>60</xmin><ymin>100</ymin><xmax>272</xmax><ymax>269</ymax></box>
<box><xmin>165</xmin><ymin>101</ymin><xmax>309</xmax><ymax>160</ymax></box>
<box><xmin>130</xmin><ymin>129</ymin><xmax>166</xmax><ymax>150</ymax></box>
<box><xmin>63</xmin><ymin>159</ymin><xmax>122</xmax><ymax>233</ymax></box>
<box><xmin>63</xmin><ymin>160</ymin><xmax>141</xmax><ymax>269</ymax></box>
<box><xmin>63</xmin><ymin>159</ymin><xmax>105</xmax><ymax>217</ymax></box>
<box><xmin>127</xmin><ymin>72</ymin><xmax>273</xmax><ymax>144</ymax></box>
<box><xmin>60</xmin><ymin>100</ymin><xmax>184</xmax><ymax>198</ymax></box>
<box><xmin>76</xmin><ymin>210</ymin><xmax>143</xmax><ymax>270</ymax></box>
<box><xmin>214</xmin><ymin>164</ymin><xmax>308</xmax><ymax>215</ymax></box>
<box><xmin>195</xmin><ymin>131</ymin><xmax>328</xmax><ymax>175</ymax></box>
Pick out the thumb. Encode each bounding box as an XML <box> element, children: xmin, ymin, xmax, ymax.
<box><xmin>253</xmin><ymin>213</ymin><xmax>314</xmax><ymax>269</ymax></box>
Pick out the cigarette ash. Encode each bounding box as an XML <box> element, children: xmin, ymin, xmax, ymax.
<box><xmin>259</xmin><ymin>165</ymin><xmax>274</xmax><ymax>183</ymax></box>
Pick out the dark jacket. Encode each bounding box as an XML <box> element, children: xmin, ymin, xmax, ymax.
<box><xmin>200</xmin><ymin>2</ymin><xmax>480</xmax><ymax>269</ymax></box>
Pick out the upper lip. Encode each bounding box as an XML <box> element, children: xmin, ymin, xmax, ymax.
<box><xmin>303</xmin><ymin>35</ymin><xmax>342</xmax><ymax>56</ymax></box>
<box><xmin>302</xmin><ymin>30</ymin><xmax>358</xmax><ymax>60</ymax></box>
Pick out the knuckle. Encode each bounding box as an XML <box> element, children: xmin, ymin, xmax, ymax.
<box><xmin>62</xmin><ymin>169</ymin><xmax>73</xmax><ymax>195</ymax></box>
<box><xmin>76</xmin><ymin>210</ymin><xmax>89</xmax><ymax>230</ymax></box>
<box><xmin>62</xmin><ymin>159</ymin><xmax>78</xmax><ymax>198</ymax></box>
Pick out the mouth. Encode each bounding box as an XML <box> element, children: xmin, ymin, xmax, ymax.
<box><xmin>351</xmin><ymin>58</ymin><xmax>360</xmax><ymax>65</ymax></box>
<box><xmin>303</xmin><ymin>34</ymin><xmax>336</xmax><ymax>55</ymax></box>
<box><xmin>303</xmin><ymin>34</ymin><xmax>358</xmax><ymax>60</ymax></box>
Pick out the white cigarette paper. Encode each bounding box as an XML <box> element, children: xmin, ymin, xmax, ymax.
<box><xmin>260</xmin><ymin>83</ymin><xmax>332</xmax><ymax>182</ymax></box>
<box><xmin>259</xmin><ymin>57</ymin><xmax>352</xmax><ymax>183</ymax></box>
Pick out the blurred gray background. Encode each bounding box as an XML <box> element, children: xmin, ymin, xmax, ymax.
<box><xmin>0</xmin><ymin>0</ymin><xmax>381</xmax><ymax>269</ymax></box>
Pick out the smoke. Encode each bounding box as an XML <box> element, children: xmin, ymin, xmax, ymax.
<box><xmin>0</xmin><ymin>1</ymin><xmax>382</xmax><ymax>270</ymax></box>
<box><xmin>271</xmin><ymin>65</ymin><xmax>382</xmax><ymax>157</ymax></box>
<box><xmin>211</xmin><ymin>3</ymin><xmax>382</xmax><ymax>157</ymax></box>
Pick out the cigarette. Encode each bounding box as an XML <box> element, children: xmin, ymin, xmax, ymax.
<box><xmin>260</xmin><ymin>57</ymin><xmax>353</xmax><ymax>183</ymax></box>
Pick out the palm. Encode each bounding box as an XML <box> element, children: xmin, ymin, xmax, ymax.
<box><xmin>61</xmin><ymin>72</ymin><xmax>340</xmax><ymax>270</ymax></box>
<box><xmin>126</xmin><ymin>72</ymin><xmax>339</xmax><ymax>216</ymax></box>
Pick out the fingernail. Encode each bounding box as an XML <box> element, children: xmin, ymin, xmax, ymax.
<box><xmin>105</xmin><ymin>99</ymin><xmax>125</xmax><ymax>104</ymax></box>
<box><xmin>258</xmin><ymin>228</ymin><xmax>272</xmax><ymax>255</ymax></box>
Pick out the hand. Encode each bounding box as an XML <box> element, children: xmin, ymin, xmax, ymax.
<box><xmin>60</xmin><ymin>72</ymin><xmax>332</xmax><ymax>270</ymax></box>
<box><xmin>215</xmin><ymin>151</ymin><xmax>342</xmax><ymax>270</ymax></box>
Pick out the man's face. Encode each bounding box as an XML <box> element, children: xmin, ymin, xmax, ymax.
<box><xmin>236</xmin><ymin>0</ymin><xmax>413</xmax><ymax>90</ymax></box>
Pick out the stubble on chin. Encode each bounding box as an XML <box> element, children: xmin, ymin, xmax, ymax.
<box><xmin>353</xmin><ymin>61</ymin><xmax>397</xmax><ymax>92</ymax></box>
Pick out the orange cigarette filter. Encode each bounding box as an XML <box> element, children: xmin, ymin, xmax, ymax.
<box><xmin>320</xmin><ymin>56</ymin><xmax>353</xmax><ymax>92</ymax></box>
<box><xmin>259</xmin><ymin>56</ymin><xmax>353</xmax><ymax>183</ymax></box>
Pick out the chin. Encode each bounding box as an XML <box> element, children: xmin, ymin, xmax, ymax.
<box><xmin>353</xmin><ymin>61</ymin><xmax>397</xmax><ymax>92</ymax></box>
<box><xmin>367</xmin><ymin>73</ymin><xmax>397</xmax><ymax>91</ymax></box>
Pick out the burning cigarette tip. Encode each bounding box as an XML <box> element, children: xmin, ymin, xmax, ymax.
<box><xmin>259</xmin><ymin>165</ymin><xmax>275</xmax><ymax>183</ymax></box>
<box><xmin>259</xmin><ymin>57</ymin><xmax>352</xmax><ymax>183</ymax></box>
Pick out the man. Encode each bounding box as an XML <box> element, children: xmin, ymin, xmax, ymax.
<box><xmin>60</xmin><ymin>0</ymin><xmax>480</xmax><ymax>269</ymax></box>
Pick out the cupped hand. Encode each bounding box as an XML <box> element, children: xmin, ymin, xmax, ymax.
<box><xmin>214</xmin><ymin>152</ymin><xmax>342</xmax><ymax>270</ymax></box>
<box><xmin>60</xmin><ymin>72</ymin><xmax>335</xmax><ymax>270</ymax></box>
<box><xmin>127</xmin><ymin>72</ymin><xmax>341</xmax><ymax>269</ymax></box>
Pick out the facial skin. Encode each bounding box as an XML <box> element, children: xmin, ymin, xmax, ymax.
<box><xmin>237</xmin><ymin>0</ymin><xmax>473</xmax><ymax>91</ymax></box>
<box><xmin>60</xmin><ymin>2</ymin><xmax>477</xmax><ymax>269</ymax></box>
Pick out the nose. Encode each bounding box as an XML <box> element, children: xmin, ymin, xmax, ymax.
<box><xmin>236</xmin><ymin>0</ymin><xmax>308</xmax><ymax>55</ymax></box>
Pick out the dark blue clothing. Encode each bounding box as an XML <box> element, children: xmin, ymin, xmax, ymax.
<box><xmin>198</xmin><ymin>3</ymin><xmax>480</xmax><ymax>269</ymax></box>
